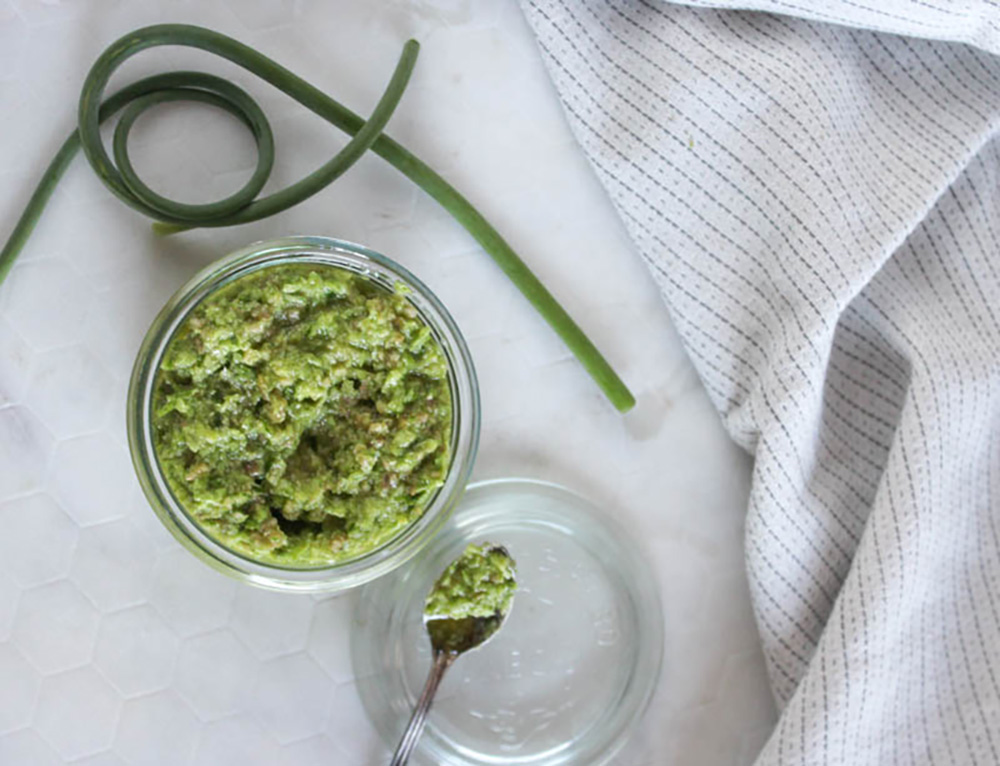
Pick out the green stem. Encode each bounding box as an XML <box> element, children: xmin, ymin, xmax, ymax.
<box><xmin>0</xmin><ymin>24</ymin><xmax>634</xmax><ymax>412</ymax></box>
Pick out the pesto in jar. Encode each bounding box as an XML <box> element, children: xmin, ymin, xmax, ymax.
<box><xmin>150</xmin><ymin>262</ymin><xmax>453</xmax><ymax>566</ymax></box>
<box><xmin>424</xmin><ymin>543</ymin><xmax>517</xmax><ymax>621</ymax></box>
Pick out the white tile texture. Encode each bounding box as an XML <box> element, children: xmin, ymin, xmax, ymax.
<box><xmin>0</xmin><ymin>0</ymin><xmax>774</xmax><ymax>763</ymax></box>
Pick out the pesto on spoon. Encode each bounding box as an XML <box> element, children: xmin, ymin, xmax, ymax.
<box><xmin>390</xmin><ymin>543</ymin><xmax>517</xmax><ymax>766</ymax></box>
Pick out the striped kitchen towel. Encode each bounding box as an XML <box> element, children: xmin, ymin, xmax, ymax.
<box><xmin>520</xmin><ymin>0</ymin><xmax>1000</xmax><ymax>763</ymax></box>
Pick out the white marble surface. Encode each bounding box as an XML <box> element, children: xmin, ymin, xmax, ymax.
<box><xmin>0</xmin><ymin>0</ymin><xmax>776</xmax><ymax>763</ymax></box>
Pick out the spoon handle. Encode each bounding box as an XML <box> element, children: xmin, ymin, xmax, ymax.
<box><xmin>389</xmin><ymin>650</ymin><xmax>455</xmax><ymax>766</ymax></box>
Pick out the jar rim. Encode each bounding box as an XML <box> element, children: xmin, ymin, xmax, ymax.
<box><xmin>127</xmin><ymin>235</ymin><xmax>481</xmax><ymax>593</ymax></box>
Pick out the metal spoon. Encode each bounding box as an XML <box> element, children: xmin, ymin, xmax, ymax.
<box><xmin>389</xmin><ymin>546</ymin><xmax>515</xmax><ymax>766</ymax></box>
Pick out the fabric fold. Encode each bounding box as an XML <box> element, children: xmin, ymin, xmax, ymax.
<box><xmin>521</xmin><ymin>0</ymin><xmax>1000</xmax><ymax>761</ymax></box>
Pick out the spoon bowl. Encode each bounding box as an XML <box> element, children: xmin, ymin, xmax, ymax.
<box><xmin>426</xmin><ymin>611</ymin><xmax>506</xmax><ymax>655</ymax></box>
<box><xmin>389</xmin><ymin>544</ymin><xmax>515</xmax><ymax>766</ymax></box>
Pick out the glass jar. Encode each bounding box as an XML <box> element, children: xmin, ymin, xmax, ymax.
<box><xmin>352</xmin><ymin>478</ymin><xmax>665</xmax><ymax>765</ymax></box>
<box><xmin>127</xmin><ymin>236</ymin><xmax>480</xmax><ymax>593</ymax></box>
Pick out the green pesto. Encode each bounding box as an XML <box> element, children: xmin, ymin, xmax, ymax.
<box><xmin>151</xmin><ymin>262</ymin><xmax>452</xmax><ymax>567</ymax></box>
<box><xmin>424</xmin><ymin>544</ymin><xmax>517</xmax><ymax>621</ymax></box>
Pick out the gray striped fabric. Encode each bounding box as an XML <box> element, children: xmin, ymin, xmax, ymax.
<box><xmin>519</xmin><ymin>1</ymin><xmax>1000</xmax><ymax>763</ymax></box>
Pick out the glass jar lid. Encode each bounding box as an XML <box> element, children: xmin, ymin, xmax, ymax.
<box><xmin>352</xmin><ymin>478</ymin><xmax>665</xmax><ymax>765</ymax></box>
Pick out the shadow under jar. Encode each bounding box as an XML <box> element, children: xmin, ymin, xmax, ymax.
<box><xmin>127</xmin><ymin>236</ymin><xmax>480</xmax><ymax>593</ymax></box>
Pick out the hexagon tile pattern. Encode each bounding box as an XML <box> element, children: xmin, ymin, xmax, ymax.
<box><xmin>0</xmin><ymin>0</ymin><xmax>775</xmax><ymax>763</ymax></box>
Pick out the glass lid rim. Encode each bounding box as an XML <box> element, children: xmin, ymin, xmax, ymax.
<box><xmin>351</xmin><ymin>476</ymin><xmax>666</xmax><ymax>766</ymax></box>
